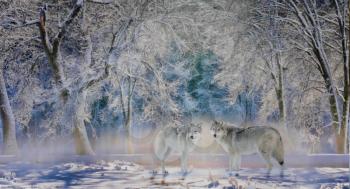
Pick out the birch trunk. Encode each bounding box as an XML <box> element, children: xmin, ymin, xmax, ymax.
<box><xmin>0</xmin><ymin>68</ymin><xmax>18</xmax><ymax>155</ymax></box>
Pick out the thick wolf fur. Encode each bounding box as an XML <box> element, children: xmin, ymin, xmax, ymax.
<box><xmin>153</xmin><ymin>124</ymin><xmax>202</xmax><ymax>175</ymax></box>
<box><xmin>210</xmin><ymin>121</ymin><xmax>284</xmax><ymax>172</ymax></box>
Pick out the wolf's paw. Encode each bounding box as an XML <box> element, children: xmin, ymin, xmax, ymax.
<box><xmin>279</xmin><ymin>172</ymin><xmax>284</xmax><ymax>179</ymax></box>
<box><xmin>162</xmin><ymin>170</ymin><xmax>169</xmax><ymax>177</ymax></box>
<box><xmin>208</xmin><ymin>181</ymin><xmax>219</xmax><ymax>188</ymax></box>
<box><xmin>227</xmin><ymin>172</ymin><xmax>239</xmax><ymax>177</ymax></box>
<box><xmin>181</xmin><ymin>171</ymin><xmax>189</xmax><ymax>177</ymax></box>
<box><xmin>151</xmin><ymin>170</ymin><xmax>157</xmax><ymax>176</ymax></box>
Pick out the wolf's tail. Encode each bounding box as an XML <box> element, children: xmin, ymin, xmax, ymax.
<box><xmin>273</xmin><ymin>134</ymin><xmax>284</xmax><ymax>166</ymax></box>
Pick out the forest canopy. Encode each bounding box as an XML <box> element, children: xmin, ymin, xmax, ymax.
<box><xmin>0</xmin><ymin>0</ymin><xmax>348</xmax><ymax>155</ymax></box>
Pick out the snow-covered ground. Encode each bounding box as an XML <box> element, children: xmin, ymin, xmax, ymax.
<box><xmin>0</xmin><ymin>159</ymin><xmax>348</xmax><ymax>189</ymax></box>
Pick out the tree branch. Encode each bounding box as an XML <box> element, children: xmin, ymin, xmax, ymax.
<box><xmin>87</xmin><ymin>0</ymin><xmax>113</xmax><ymax>4</ymax></box>
<box><xmin>52</xmin><ymin>0</ymin><xmax>84</xmax><ymax>54</ymax></box>
<box><xmin>38</xmin><ymin>6</ymin><xmax>53</xmax><ymax>56</ymax></box>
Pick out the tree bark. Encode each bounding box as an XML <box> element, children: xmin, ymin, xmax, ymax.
<box><xmin>268</xmin><ymin>0</ymin><xmax>287</xmax><ymax>125</ymax></box>
<box><xmin>125</xmin><ymin>76</ymin><xmax>136</xmax><ymax>153</ymax></box>
<box><xmin>334</xmin><ymin>0</ymin><xmax>349</xmax><ymax>153</ymax></box>
<box><xmin>0</xmin><ymin>68</ymin><xmax>18</xmax><ymax>155</ymax></box>
<box><xmin>332</xmin><ymin>0</ymin><xmax>350</xmax><ymax>153</ymax></box>
<box><xmin>73</xmin><ymin>121</ymin><xmax>95</xmax><ymax>155</ymax></box>
<box><xmin>126</xmin><ymin>76</ymin><xmax>135</xmax><ymax>134</ymax></box>
<box><xmin>275</xmin><ymin>52</ymin><xmax>286</xmax><ymax>124</ymax></box>
<box><xmin>73</xmin><ymin>90</ymin><xmax>95</xmax><ymax>155</ymax></box>
<box><xmin>335</xmin><ymin>0</ymin><xmax>350</xmax><ymax>154</ymax></box>
<box><xmin>321</xmin><ymin>55</ymin><xmax>344</xmax><ymax>153</ymax></box>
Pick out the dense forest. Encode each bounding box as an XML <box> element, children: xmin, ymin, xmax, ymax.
<box><xmin>0</xmin><ymin>0</ymin><xmax>349</xmax><ymax>157</ymax></box>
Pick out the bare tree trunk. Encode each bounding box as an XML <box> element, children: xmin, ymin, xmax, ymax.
<box><xmin>336</xmin><ymin>120</ymin><xmax>347</xmax><ymax>153</ymax></box>
<box><xmin>73</xmin><ymin>123</ymin><xmax>95</xmax><ymax>155</ymax></box>
<box><xmin>269</xmin><ymin>0</ymin><xmax>287</xmax><ymax>125</ymax></box>
<box><xmin>72</xmin><ymin>34</ymin><xmax>101</xmax><ymax>156</ymax></box>
<box><xmin>73</xmin><ymin>121</ymin><xmax>94</xmax><ymax>155</ymax></box>
<box><xmin>275</xmin><ymin>52</ymin><xmax>286</xmax><ymax>124</ymax></box>
<box><xmin>334</xmin><ymin>0</ymin><xmax>349</xmax><ymax>153</ymax></box>
<box><xmin>337</xmin><ymin>55</ymin><xmax>348</xmax><ymax>154</ymax></box>
<box><xmin>73</xmin><ymin>90</ymin><xmax>95</xmax><ymax>155</ymax></box>
<box><xmin>125</xmin><ymin>76</ymin><xmax>136</xmax><ymax>153</ymax></box>
<box><xmin>126</xmin><ymin>76</ymin><xmax>135</xmax><ymax>134</ymax></box>
<box><xmin>89</xmin><ymin>123</ymin><xmax>98</xmax><ymax>150</ymax></box>
<box><xmin>347</xmin><ymin>0</ymin><xmax>350</xmax><ymax>176</ymax></box>
<box><xmin>324</xmin><ymin>63</ymin><xmax>344</xmax><ymax>153</ymax></box>
<box><xmin>0</xmin><ymin>68</ymin><xmax>18</xmax><ymax>155</ymax></box>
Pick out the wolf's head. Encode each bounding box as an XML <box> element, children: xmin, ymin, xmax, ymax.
<box><xmin>210</xmin><ymin>120</ymin><xmax>226</xmax><ymax>139</ymax></box>
<box><xmin>177</xmin><ymin>123</ymin><xmax>202</xmax><ymax>143</ymax></box>
<box><xmin>188</xmin><ymin>123</ymin><xmax>202</xmax><ymax>143</ymax></box>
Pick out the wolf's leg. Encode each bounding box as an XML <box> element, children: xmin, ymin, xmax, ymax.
<box><xmin>181</xmin><ymin>150</ymin><xmax>189</xmax><ymax>175</ymax></box>
<box><xmin>150</xmin><ymin>154</ymin><xmax>158</xmax><ymax>176</ymax></box>
<box><xmin>227</xmin><ymin>155</ymin><xmax>233</xmax><ymax>177</ymax></box>
<box><xmin>161</xmin><ymin>159</ymin><xmax>165</xmax><ymax>174</ymax></box>
<box><xmin>227</xmin><ymin>154</ymin><xmax>239</xmax><ymax>176</ymax></box>
<box><xmin>228</xmin><ymin>154</ymin><xmax>233</xmax><ymax>172</ymax></box>
<box><xmin>233</xmin><ymin>155</ymin><xmax>241</xmax><ymax>171</ymax></box>
<box><xmin>261</xmin><ymin>152</ymin><xmax>273</xmax><ymax>169</ymax></box>
<box><xmin>231</xmin><ymin>154</ymin><xmax>240</xmax><ymax>176</ymax></box>
<box><xmin>272</xmin><ymin>151</ymin><xmax>285</xmax><ymax>178</ymax></box>
<box><xmin>161</xmin><ymin>147</ymin><xmax>172</xmax><ymax>176</ymax></box>
<box><xmin>259</xmin><ymin>150</ymin><xmax>273</xmax><ymax>177</ymax></box>
<box><xmin>279</xmin><ymin>165</ymin><xmax>285</xmax><ymax>178</ymax></box>
<box><xmin>278</xmin><ymin>160</ymin><xmax>285</xmax><ymax>178</ymax></box>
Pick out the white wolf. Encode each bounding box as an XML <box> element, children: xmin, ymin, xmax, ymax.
<box><xmin>210</xmin><ymin>121</ymin><xmax>284</xmax><ymax>175</ymax></box>
<box><xmin>153</xmin><ymin>123</ymin><xmax>202</xmax><ymax>176</ymax></box>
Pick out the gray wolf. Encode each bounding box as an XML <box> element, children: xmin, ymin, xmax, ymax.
<box><xmin>210</xmin><ymin>121</ymin><xmax>284</xmax><ymax>175</ymax></box>
<box><xmin>153</xmin><ymin>123</ymin><xmax>202</xmax><ymax>176</ymax></box>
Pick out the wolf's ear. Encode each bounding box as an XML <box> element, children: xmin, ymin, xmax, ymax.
<box><xmin>177</xmin><ymin>126</ymin><xmax>185</xmax><ymax>134</ymax></box>
<box><xmin>177</xmin><ymin>126</ymin><xmax>188</xmax><ymax>134</ymax></box>
<box><xmin>196</xmin><ymin>123</ymin><xmax>202</xmax><ymax>130</ymax></box>
<box><xmin>213</xmin><ymin>120</ymin><xmax>219</xmax><ymax>125</ymax></box>
<box><xmin>220</xmin><ymin>121</ymin><xmax>224</xmax><ymax>126</ymax></box>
